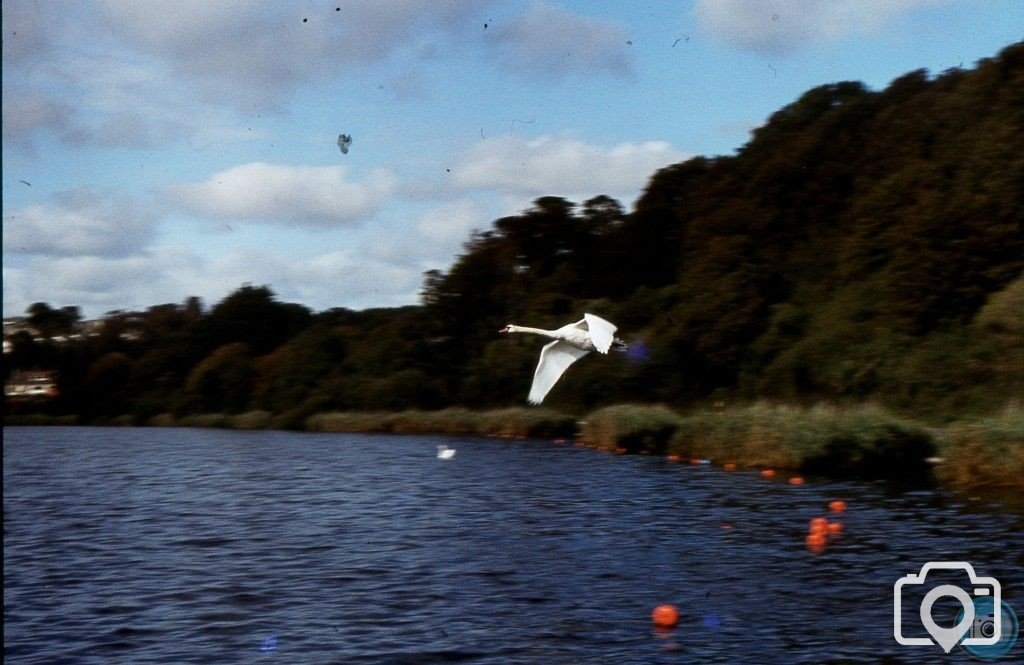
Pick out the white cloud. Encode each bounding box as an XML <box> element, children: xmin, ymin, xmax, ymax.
<box><xmin>167</xmin><ymin>162</ymin><xmax>396</xmax><ymax>229</ymax></box>
<box><xmin>368</xmin><ymin>199</ymin><xmax>488</xmax><ymax>267</ymax></box>
<box><xmin>1</xmin><ymin>0</ymin><xmax>56</xmax><ymax>65</ymax></box>
<box><xmin>694</xmin><ymin>0</ymin><xmax>956</xmax><ymax>56</ymax></box>
<box><xmin>414</xmin><ymin>199</ymin><xmax>488</xmax><ymax>252</ymax></box>
<box><xmin>3</xmin><ymin>189</ymin><xmax>159</xmax><ymax>258</ymax></box>
<box><xmin>493</xmin><ymin>2</ymin><xmax>632</xmax><ymax>78</ymax></box>
<box><xmin>287</xmin><ymin>250</ymin><xmax>424</xmax><ymax>309</ymax></box>
<box><xmin>2</xmin><ymin>244</ymin><xmax>425</xmax><ymax>318</ymax></box>
<box><xmin>2</xmin><ymin>246</ymin><xmax>204</xmax><ymax>316</ymax></box>
<box><xmin>97</xmin><ymin>0</ymin><xmax>497</xmax><ymax>108</ymax></box>
<box><xmin>0</xmin><ymin>92</ymin><xmax>76</xmax><ymax>149</ymax></box>
<box><xmin>2</xmin><ymin>19</ymin><xmax>244</xmax><ymax>151</ymax></box>
<box><xmin>1</xmin><ymin>194</ymin><xmax>492</xmax><ymax>318</ymax></box>
<box><xmin>451</xmin><ymin>135</ymin><xmax>688</xmax><ymax>203</ymax></box>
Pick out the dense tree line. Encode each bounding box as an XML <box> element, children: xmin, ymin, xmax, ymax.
<box><xmin>5</xmin><ymin>43</ymin><xmax>1022</xmax><ymax>422</ymax></box>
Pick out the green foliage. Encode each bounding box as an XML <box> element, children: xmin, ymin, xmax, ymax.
<box><xmin>183</xmin><ymin>343</ymin><xmax>254</xmax><ymax>413</ymax></box>
<box><xmin>3</xmin><ymin>414</ymin><xmax>79</xmax><ymax>426</ymax></box>
<box><xmin>197</xmin><ymin>284</ymin><xmax>311</xmax><ymax>355</ymax></box>
<box><xmin>304</xmin><ymin>407</ymin><xmax>575</xmax><ymax>438</ymax></box>
<box><xmin>226</xmin><ymin>410</ymin><xmax>272</xmax><ymax>429</ymax></box>
<box><xmin>475</xmin><ymin>408</ymin><xmax>576</xmax><ymax>438</ymax></box>
<box><xmin>27</xmin><ymin>303</ymin><xmax>81</xmax><ymax>338</ymax></box>
<box><xmin>580</xmin><ymin>404</ymin><xmax>683</xmax><ymax>454</ymax></box>
<box><xmin>177</xmin><ymin>413</ymin><xmax>230</xmax><ymax>428</ymax></box>
<box><xmin>82</xmin><ymin>352</ymin><xmax>132</xmax><ymax>417</ymax></box>
<box><xmin>938</xmin><ymin>407</ymin><xmax>1024</xmax><ymax>492</ymax></box>
<box><xmin>668</xmin><ymin>403</ymin><xmax>936</xmax><ymax>478</ymax></box>
<box><xmin>3</xmin><ymin>44</ymin><xmax>1022</xmax><ymax>425</ymax></box>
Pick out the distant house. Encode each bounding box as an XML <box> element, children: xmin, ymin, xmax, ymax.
<box><xmin>5</xmin><ymin>371</ymin><xmax>60</xmax><ymax>399</ymax></box>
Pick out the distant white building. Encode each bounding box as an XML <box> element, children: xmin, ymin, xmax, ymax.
<box><xmin>5</xmin><ymin>370</ymin><xmax>60</xmax><ymax>399</ymax></box>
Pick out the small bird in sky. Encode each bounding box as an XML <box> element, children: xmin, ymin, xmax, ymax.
<box><xmin>337</xmin><ymin>134</ymin><xmax>352</xmax><ymax>154</ymax></box>
<box><xmin>19</xmin><ymin>180</ymin><xmax>31</xmax><ymax>187</ymax></box>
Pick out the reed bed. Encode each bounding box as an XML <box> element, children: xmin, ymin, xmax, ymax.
<box><xmin>578</xmin><ymin>404</ymin><xmax>682</xmax><ymax>453</ymax></box>
<box><xmin>8</xmin><ymin>403</ymin><xmax>1019</xmax><ymax>497</ymax></box>
<box><xmin>3</xmin><ymin>413</ymin><xmax>79</xmax><ymax>426</ymax></box>
<box><xmin>936</xmin><ymin>407</ymin><xmax>1024</xmax><ymax>491</ymax></box>
<box><xmin>305</xmin><ymin>407</ymin><xmax>575</xmax><ymax>439</ymax></box>
<box><xmin>668</xmin><ymin>403</ymin><xmax>936</xmax><ymax>478</ymax></box>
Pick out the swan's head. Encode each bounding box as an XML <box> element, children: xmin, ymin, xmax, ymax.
<box><xmin>499</xmin><ymin>325</ymin><xmax>513</xmax><ymax>334</ymax></box>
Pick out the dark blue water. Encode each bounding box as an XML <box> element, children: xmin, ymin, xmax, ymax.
<box><xmin>4</xmin><ymin>427</ymin><xmax>1023</xmax><ymax>663</ymax></box>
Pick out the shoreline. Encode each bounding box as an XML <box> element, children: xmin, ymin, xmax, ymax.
<box><xmin>5</xmin><ymin>403</ymin><xmax>1021</xmax><ymax>502</ymax></box>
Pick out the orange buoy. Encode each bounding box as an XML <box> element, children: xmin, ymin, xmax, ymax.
<box><xmin>666</xmin><ymin>454</ymin><xmax>681</xmax><ymax>462</ymax></box>
<box><xmin>809</xmin><ymin>517</ymin><xmax>829</xmax><ymax>534</ymax></box>
<box><xmin>652</xmin><ymin>604</ymin><xmax>679</xmax><ymax>628</ymax></box>
<box><xmin>829</xmin><ymin>500</ymin><xmax>847</xmax><ymax>513</ymax></box>
<box><xmin>806</xmin><ymin>532</ymin><xmax>826</xmax><ymax>552</ymax></box>
<box><xmin>760</xmin><ymin>469</ymin><xmax>776</xmax><ymax>478</ymax></box>
<box><xmin>723</xmin><ymin>462</ymin><xmax>737</xmax><ymax>471</ymax></box>
<box><xmin>788</xmin><ymin>476</ymin><xmax>805</xmax><ymax>485</ymax></box>
<box><xmin>827</xmin><ymin>521</ymin><xmax>844</xmax><ymax>535</ymax></box>
<box><xmin>721</xmin><ymin>523</ymin><xmax>733</xmax><ymax>530</ymax></box>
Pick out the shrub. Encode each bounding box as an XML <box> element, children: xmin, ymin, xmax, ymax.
<box><xmin>477</xmin><ymin>408</ymin><xmax>577</xmax><ymax>438</ymax></box>
<box><xmin>669</xmin><ymin>403</ymin><xmax>936</xmax><ymax>478</ymax></box>
<box><xmin>177</xmin><ymin>413</ymin><xmax>228</xmax><ymax>429</ymax></box>
<box><xmin>938</xmin><ymin>408</ymin><xmax>1024</xmax><ymax>491</ymax></box>
<box><xmin>148</xmin><ymin>412</ymin><xmax>178</xmax><ymax>427</ymax></box>
<box><xmin>305</xmin><ymin>412</ymin><xmax>393</xmax><ymax>433</ymax></box>
<box><xmin>228</xmin><ymin>410</ymin><xmax>272</xmax><ymax>430</ymax></box>
<box><xmin>581</xmin><ymin>404</ymin><xmax>683</xmax><ymax>453</ymax></box>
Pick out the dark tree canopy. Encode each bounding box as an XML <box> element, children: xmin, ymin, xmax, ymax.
<box><xmin>5</xmin><ymin>43</ymin><xmax>1022</xmax><ymax>421</ymax></box>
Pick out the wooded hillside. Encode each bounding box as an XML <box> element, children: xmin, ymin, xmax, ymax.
<box><xmin>6</xmin><ymin>42</ymin><xmax>1022</xmax><ymax>423</ymax></box>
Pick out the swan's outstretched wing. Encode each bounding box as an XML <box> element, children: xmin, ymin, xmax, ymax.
<box><xmin>583</xmin><ymin>313</ymin><xmax>618</xmax><ymax>354</ymax></box>
<box><xmin>528</xmin><ymin>340</ymin><xmax>589</xmax><ymax>404</ymax></box>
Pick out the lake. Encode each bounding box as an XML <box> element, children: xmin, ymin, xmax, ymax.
<box><xmin>4</xmin><ymin>426</ymin><xmax>1022</xmax><ymax>663</ymax></box>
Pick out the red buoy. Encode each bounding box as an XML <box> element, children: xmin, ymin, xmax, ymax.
<box><xmin>652</xmin><ymin>604</ymin><xmax>679</xmax><ymax>628</ymax></box>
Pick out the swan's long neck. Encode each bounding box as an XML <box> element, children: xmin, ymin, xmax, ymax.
<box><xmin>509</xmin><ymin>325</ymin><xmax>557</xmax><ymax>338</ymax></box>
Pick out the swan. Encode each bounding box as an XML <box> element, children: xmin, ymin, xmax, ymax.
<box><xmin>499</xmin><ymin>313</ymin><xmax>627</xmax><ymax>404</ymax></box>
<box><xmin>437</xmin><ymin>444</ymin><xmax>456</xmax><ymax>459</ymax></box>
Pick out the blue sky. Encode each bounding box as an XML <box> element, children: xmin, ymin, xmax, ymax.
<box><xmin>3</xmin><ymin>0</ymin><xmax>1021</xmax><ymax>318</ymax></box>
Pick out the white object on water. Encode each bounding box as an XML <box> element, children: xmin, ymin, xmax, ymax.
<box><xmin>437</xmin><ymin>445</ymin><xmax>456</xmax><ymax>460</ymax></box>
<box><xmin>499</xmin><ymin>313</ymin><xmax>626</xmax><ymax>405</ymax></box>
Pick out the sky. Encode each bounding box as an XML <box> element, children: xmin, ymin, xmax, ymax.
<box><xmin>3</xmin><ymin>0</ymin><xmax>1021</xmax><ymax>319</ymax></box>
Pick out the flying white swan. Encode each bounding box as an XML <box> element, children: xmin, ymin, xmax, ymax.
<box><xmin>499</xmin><ymin>313</ymin><xmax>627</xmax><ymax>405</ymax></box>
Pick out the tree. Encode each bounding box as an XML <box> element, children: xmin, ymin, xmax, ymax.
<box><xmin>197</xmin><ymin>285</ymin><xmax>312</xmax><ymax>355</ymax></box>
<box><xmin>26</xmin><ymin>303</ymin><xmax>80</xmax><ymax>338</ymax></box>
<box><xmin>183</xmin><ymin>343</ymin><xmax>255</xmax><ymax>413</ymax></box>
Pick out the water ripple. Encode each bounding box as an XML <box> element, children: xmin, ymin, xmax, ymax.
<box><xmin>4</xmin><ymin>426</ymin><xmax>1023</xmax><ymax>663</ymax></box>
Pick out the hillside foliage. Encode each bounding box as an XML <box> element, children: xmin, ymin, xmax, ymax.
<box><xmin>5</xmin><ymin>43</ymin><xmax>1023</xmax><ymax>423</ymax></box>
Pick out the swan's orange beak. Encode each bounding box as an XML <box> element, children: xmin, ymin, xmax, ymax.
<box><xmin>499</xmin><ymin>326</ymin><xmax>509</xmax><ymax>333</ymax></box>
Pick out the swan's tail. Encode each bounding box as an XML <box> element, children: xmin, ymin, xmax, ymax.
<box><xmin>611</xmin><ymin>338</ymin><xmax>629</xmax><ymax>353</ymax></box>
